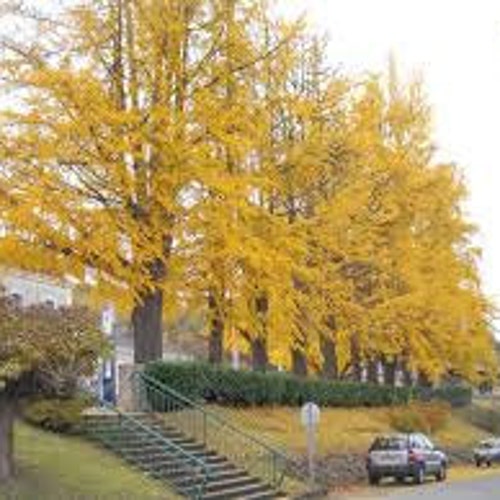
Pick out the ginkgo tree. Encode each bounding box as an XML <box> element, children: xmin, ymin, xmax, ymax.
<box><xmin>308</xmin><ymin>67</ymin><xmax>497</xmax><ymax>384</ymax></box>
<box><xmin>0</xmin><ymin>0</ymin><xmax>302</xmax><ymax>363</ymax></box>
<box><xmin>0</xmin><ymin>1</ymin><xmax>496</xmax><ymax>385</ymax></box>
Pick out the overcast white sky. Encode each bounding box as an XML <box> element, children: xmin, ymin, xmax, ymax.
<box><xmin>282</xmin><ymin>0</ymin><xmax>500</xmax><ymax>310</ymax></box>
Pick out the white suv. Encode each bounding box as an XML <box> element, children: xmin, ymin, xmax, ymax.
<box><xmin>474</xmin><ymin>438</ymin><xmax>500</xmax><ymax>467</ymax></box>
<box><xmin>367</xmin><ymin>433</ymin><xmax>448</xmax><ymax>485</ymax></box>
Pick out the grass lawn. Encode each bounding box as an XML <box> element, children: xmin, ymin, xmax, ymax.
<box><xmin>0</xmin><ymin>423</ymin><xmax>174</xmax><ymax>500</ymax></box>
<box><xmin>211</xmin><ymin>405</ymin><xmax>491</xmax><ymax>455</ymax></box>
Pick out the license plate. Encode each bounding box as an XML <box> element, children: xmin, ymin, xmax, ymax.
<box><xmin>373</xmin><ymin>453</ymin><xmax>404</xmax><ymax>466</ymax></box>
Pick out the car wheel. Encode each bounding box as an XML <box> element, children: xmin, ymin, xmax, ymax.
<box><xmin>436</xmin><ymin>463</ymin><xmax>447</xmax><ymax>482</ymax></box>
<box><xmin>413</xmin><ymin>464</ymin><xmax>425</xmax><ymax>485</ymax></box>
<box><xmin>475</xmin><ymin>459</ymin><xmax>482</xmax><ymax>468</ymax></box>
<box><xmin>396</xmin><ymin>476</ymin><xmax>405</xmax><ymax>484</ymax></box>
<box><xmin>487</xmin><ymin>460</ymin><xmax>492</xmax><ymax>468</ymax></box>
<box><xmin>369</xmin><ymin>473</ymin><xmax>380</xmax><ymax>485</ymax></box>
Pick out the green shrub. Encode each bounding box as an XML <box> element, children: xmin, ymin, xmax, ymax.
<box><xmin>23</xmin><ymin>396</ymin><xmax>92</xmax><ymax>434</ymax></box>
<box><xmin>416</xmin><ymin>385</ymin><xmax>472</xmax><ymax>408</ymax></box>
<box><xmin>146</xmin><ymin>362</ymin><xmax>398</xmax><ymax>408</ymax></box>
<box><xmin>388</xmin><ymin>402</ymin><xmax>451</xmax><ymax>434</ymax></box>
<box><xmin>146</xmin><ymin>361</ymin><xmax>473</xmax><ymax>409</ymax></box>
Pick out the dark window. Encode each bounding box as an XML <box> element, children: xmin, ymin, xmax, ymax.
<box><xmin>409</xmin><ymin>436</ymin><xmax>422</xmax><ymax>449</ymax></box>
<box><xmin>479</xmin><ymin>440</ymin><xmax>495</xmax><ymax>449</ymax></box>
<box><xmin>370</xmin><ymin>436</ymin><xmax>409</xmax><ymax>451</ymax></box>
<box><xmin>9</xmin><ymin>293</ymin><xmax>22</xmax><ymax>307</ymax></box>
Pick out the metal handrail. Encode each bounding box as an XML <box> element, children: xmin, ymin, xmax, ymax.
<box><xmin>88</xmin><ymin>401</ymin><xmax>210</xmax><ymax>499</ymax></box>
<box><xmin>131</xmin><ymin>371</ymin><xmax>299</xmax><ymax>489</ymax></box>
<box><xmin>139</xmin><ymin>372</ymin><xmax>289</xmax><ymax>456</ymax></box>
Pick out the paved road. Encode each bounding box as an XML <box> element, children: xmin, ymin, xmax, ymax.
<box><xmin>385</xmin><ymin>475</ymin><xmax>500</xmax><ymax>499</ymax></box>
<box><xmin>336</xmin><ymin>475</ymin><xmax>500</xmax><ymax>499</ymax></box>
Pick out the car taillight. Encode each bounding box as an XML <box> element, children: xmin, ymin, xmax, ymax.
<box><xmin>408</xmin><ymin>449</ymin><xmax>423</xmax><ymax>463</ymax></box>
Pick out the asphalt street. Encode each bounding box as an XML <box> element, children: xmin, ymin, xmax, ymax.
<box><xmin>335</xmin><ymin>474</ymin><xmax>500</xmax><ymax>499</ymax></box>
<box><xmin>384</xmin><ymin>475</ymin><xmax>500</xmax><ymax>499</ymax></box>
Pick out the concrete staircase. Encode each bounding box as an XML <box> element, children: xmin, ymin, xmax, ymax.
<box><xmin>84</xmin><ymin>411</ymin><xmax>287</xmax><ymax>499</ymax></box>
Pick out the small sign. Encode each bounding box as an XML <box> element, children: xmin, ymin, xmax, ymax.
<box><xmin>300</xmin><ymin>402</ymin><xmax>320</xmax><ymax>485</ymax></box>
<box><xmin>231</xmin><ymin>349</ymin><xmax>240</xmax><ymax>370</ymax></box>
<box><xmin>301</xmin><ymin>402</ymin><xmax>320</xmax><ymax>428</ymax></box>
<box><xmin>101</xmin><ymin>304</ymin><xmax>115</xmax><ymax>337</ymax></box>
<box><xmin>99</xmin><ymin>303</ymin><xmax>116</xmax><ymax>405</ymax></box>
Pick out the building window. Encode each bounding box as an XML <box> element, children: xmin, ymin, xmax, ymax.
<box><xmin>9</xmin><ymin>293</ymin><xmax>23</xmax><ymax>307</ymax></box>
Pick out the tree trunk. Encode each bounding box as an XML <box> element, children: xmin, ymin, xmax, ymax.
<box><xmin>350</xmin><ymin>334</ymin><xmax>362</xmax><ymax>382</ymax></box>
<box><xmin>251</xmin><ymin>337</ymin><xmax>268</xmax><ymax>372</ymax></box>
<box><xmin>367</xmin><ymin>358</ymin><xmax>379</xmax><ymax>385</ymax></box>
<box><xmin>399</xmin><ymin>345</ymin><xmax>414</xmax><ymax>387</ymax></box>
<box><xmin>291</xmin><ymin>347</ymin><xmax>308</xmax><ymax>377</ymax></box>
<box><xmin>208</xmin><ymin>292</ymin><xmax>224</xmax><ymax>364</ymax></box>
<box><xmin>132</xmin><ymin>288</ymin><xmax>164</xmax><ymax>363</ymax></box>
<box><xmin>402</xmin><ymin>368</ymin><xmax>413</xmax><ymax>387</ymax></box>
<box><xmin>320</xmin><ymin>333</ymin><xmax>338</xmax><ymax>379</ymax></box>
<box><xmin>417</xmin><ymin>371</ymin><xmax>433</xmax><ymax>389</ymax></box>
<box><xmin>251</xmin><ymin>291</ymin><xmax>269</xmax><ymax>371</ymax></box>
<box><xmin>383</xmin><ymin>358</ymin><xmax>398</xmax><ymax>387</ymax></box>
<box><xmin>0</xmin><ymin>393</ymin><xmax>14</xmax><ymax>482</ymax></box>
<box><xmin>401</xmin><ymin>359</ymin><xmax>413</xmax><ymax>387</ymax></box>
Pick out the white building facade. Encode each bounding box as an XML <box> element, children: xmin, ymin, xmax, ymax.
<box><xmin>0</xmin><ymin>269</ymin><xmax>73</xmax><ymax>308</ymax></box>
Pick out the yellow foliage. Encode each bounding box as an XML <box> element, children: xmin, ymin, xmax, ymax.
<box><xmin>0</xmin><ymin>2</ymin><xmax>495</xmax><ymax>379</ymax></box>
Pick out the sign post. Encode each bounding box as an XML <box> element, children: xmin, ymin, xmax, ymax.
<box><xmin>231</xmin><ymin>349</ymin><xmax>240</xmax><ymax>370</ymax></box>
<box><xmin>300</xmin><ymin>402</ymin><xmax>320</xmax><ymax>486</ymax></box>
<box><xmin>100</xmin><ymin>303</ymin><xmax>115</xmax><ymax>404</ymax></box>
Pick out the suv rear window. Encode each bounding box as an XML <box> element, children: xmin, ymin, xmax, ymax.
<box><xmin>370</xmin><ymin>436</ymin><xmax>408</xmax><ymax>451</ymax></box>
<box><xmin>478</xmin><ymin>440</ymin><xmax>495</xmax><ymax>449</ymax></box>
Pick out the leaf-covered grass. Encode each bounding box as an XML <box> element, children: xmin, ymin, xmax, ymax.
<box><xmin>210</xmin><ymin>405</ymin><xmax>491</xmax><ymax>455</ymax></box>
<box><xmin>458</xmin><ymin>398</ymin><xmax>500</xmax><ymax>435</ymax></box>
<box><xmin>1</xmin><ymin>409</ymin><xmax>493</xmax><ymax>500</ymax></box>
<box><xmin>0</xmin><ymin>423</ymin><xmax>173</xmax><ymax>500</ymax></box>
<box><xmin>448</xmin><ymin>464</ymin><xmax>500</xmax><ymax>482</ymax></box>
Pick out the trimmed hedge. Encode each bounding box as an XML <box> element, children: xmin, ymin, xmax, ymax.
<box><xmin>417</xmin><ymin>385</ymin><xmax>473</xmax><ymax>408</ymax></box>
<box><xmin>145</xmin><ymin>361</ymin><xmax>472</xmax><ymax>408</ymax></box>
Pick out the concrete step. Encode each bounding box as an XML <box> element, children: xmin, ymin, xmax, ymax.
<box><xmin>84</xmin><ymin>411</ymin><xmax>286</xmax><ymax>499</ymax></box>
<box><xmin>88</xmin><ymin>427</ymin><xmax>188</xmax><ymax>443</ymax></box>
<box><xmin>118</xmin><ymin>441</ymin><xmax>206</xmax><ymax>454</ymax></box>
<box><xmin>175</xmin><ymin>470</ymin><xmax>255</xmax><ymax>491</ymax></box>
<box><xmin>202</xmin><ymin>481</ymin><xmax>275</xmax><ymax>499</ymax></box>
<box><xmin>202</xmin><ymin>475</ymin><xmax>260</xmax><ymax>494</ymax></box>
<box><xmin>124</xmin><ymin>449</ymin><xmax>225</xmax><ymax>469</ymax></box>
<box><xmin>243</xmin><ymin>493</ymin><xmax>288</xmax><ymax>500</ymax></box>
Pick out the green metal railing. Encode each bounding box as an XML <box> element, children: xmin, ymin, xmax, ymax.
<box><xmin>85</xmin><ymin>403</ymin><xmax>210</xmax><ymax>499</ymax></box>
<box><xmin>131</xmin><ymin>371</ymin><xmax>290</xmax><ymax>489</ymax></box>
